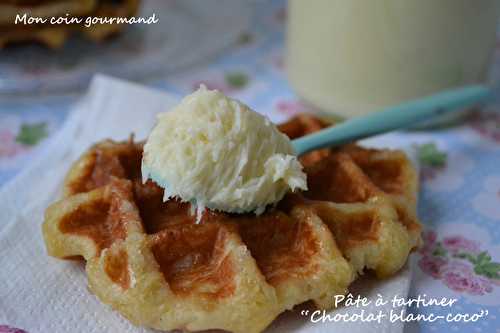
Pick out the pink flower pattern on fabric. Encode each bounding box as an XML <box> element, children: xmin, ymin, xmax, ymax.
<box><xmin>419</xmin><ymin>230</ymin><xmax>437</xmax><ymax>255</ymax></box>
<box><xmin>442</xmin><ymin>236</ymin><xmax>480</xmax><ymax>255</ymax></box>
<box><xmin>468</xmin><ymin>110</ymin><xmax>500</xmax><ymax>143</ymax></box>
<box><xmin>417</xmin><ymin>230</ymin><xmax>499</xmax><ymax>296</ymax></box>
<box><xmin>0</xmin><ymin>326</ymin><xmax>28</xmax><ymax>333</ymax></box>
<box><xmin>441</xmin><ymin>261</ymin><xmax>493</xmax><ymax>295</ymax></box>
<box><xmin>275</xmin><ymin>100</ymin><xmax>317</xmax><ymax>117</ymax></box>
<box><xmin>0</xmin><ymin>130</ymin><xmax>26</xmax><ymax>158</ymax></box>
<box><xmin>418</xmin><ymin>255</ymin><xmax>448</xmax><ymax>279</ymax></box>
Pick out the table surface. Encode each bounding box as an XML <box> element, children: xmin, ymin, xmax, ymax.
<box><xmin>1</xmin><ymin>1</ymin><xmax>499</xmax><ymax>333</ymax></box>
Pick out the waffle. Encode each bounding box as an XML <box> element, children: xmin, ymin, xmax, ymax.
<box><xmin>42</xmin><ymin>115</ymin><xmax>421</xmax><ymax>333</ymax></box>
<box><xmin>0</xmin><ymin>0</ymin><xmax>140</xmax><ymax>48</ymax></box>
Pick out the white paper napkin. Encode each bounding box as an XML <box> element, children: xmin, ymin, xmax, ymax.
<box><xmin>0</xmin><ymin>75</ymin><xmax>415</xmax><ymax>333</ymax></box>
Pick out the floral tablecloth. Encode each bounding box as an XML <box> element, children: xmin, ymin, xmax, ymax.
<box><xmin>1</xmin><ymin>1</ymin><xmax>499</xmax><ymax>333</ymax></box>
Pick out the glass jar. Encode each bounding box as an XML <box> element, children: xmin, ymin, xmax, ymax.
<box><xmin>287</xmin><ymin>0</ymin><xmax>500</xmax><ymax>118</ymax></box>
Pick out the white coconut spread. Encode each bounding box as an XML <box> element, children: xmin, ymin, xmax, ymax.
<box><xmin>142</xmin><ymin>86</ymin><xmax>307</xmax><ymax>218</ymax></box>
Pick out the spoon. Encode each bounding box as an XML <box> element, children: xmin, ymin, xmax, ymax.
<box><xmin>292</xmin><ymin>84</ymin><xmax>493</xmax><ymax>155</ymax></box>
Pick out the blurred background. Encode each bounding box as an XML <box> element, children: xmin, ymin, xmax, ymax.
<box><xmin>1</xmin><ymin>2</ymin><xmax>500</xmax><ymax>333</ymax></box>
<box><xmin>1</xmin><ymin>0</ymin><xmax>499</xmax><ymax>186</ymax></box>
<box><xmin>0</xmin><ymin>0</ymin><xmax>499</xmax><ymax>184</ymax></box>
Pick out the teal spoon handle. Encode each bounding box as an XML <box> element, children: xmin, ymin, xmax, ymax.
<box><xmin>292</xmin><ymin>84</ymin><xmax>493</xmax><ymax>156</ymax></box>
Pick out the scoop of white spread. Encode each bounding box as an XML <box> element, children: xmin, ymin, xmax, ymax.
<box><xmin>142</xmin><ymin>85</ymin><xmax>307</xmax><ymax>216</ymax></box>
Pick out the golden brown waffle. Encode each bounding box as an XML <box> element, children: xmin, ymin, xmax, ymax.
<box><xmin>0</xmin><ymin>0</ymin><xmax>140</xmax><ymax>48</ymax></box>
<box><xmin>42</xmin><ymin>115</ymin><xmax>421</xmax><ymax>333</ymax></box>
